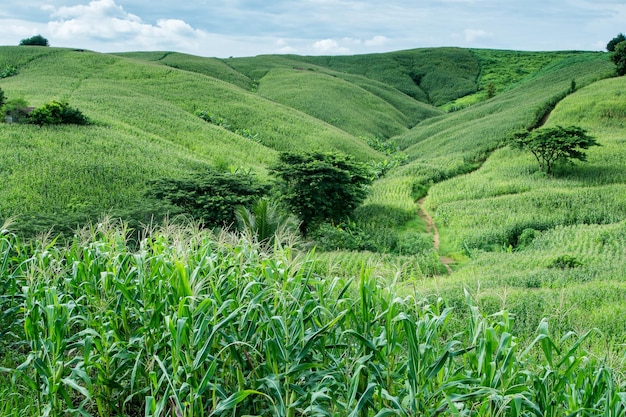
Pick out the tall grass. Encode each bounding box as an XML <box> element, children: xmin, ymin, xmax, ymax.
<box><xmin>1</xmin><ymin>223</ymin><xmax>624</xmax><ymax>416</ymax></box>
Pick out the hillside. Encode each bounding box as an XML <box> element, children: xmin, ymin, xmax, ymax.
<box><xmin>0</xmin><ymin>46</ymin><xmax>383</xmax><ymax>234</ymax></box>
<box><xmin>2</xmin><ymin>43</ymin><xmax>626</xmax><ymax>415</ymax></box>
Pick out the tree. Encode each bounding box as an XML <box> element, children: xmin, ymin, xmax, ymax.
<box><xmin>19</xmin><ymin>34</ymin><xmax>49</xmax><ymax>46</ymax></box>
<box><xmin>607</xmin><ymin>33</ymin><xmax>626</xmax><ymax>52</ymax></box>
<box><xmin>509</xmin><ymin>125</ymin><xmax>600</xmax><ymax>175</ymax></box>
<box><xmin>0</xmin><ymin>87</ymin><xmax>5</xmax><ymax>108</ymax></box>
<box><xmin>611</xmin><ymin>41</ymin><xmax>626</xmax><ymax>76</ymax></box>
<box><xmin>146</xmin><ymin>169</ymin><xmax>267</xmax><ymax>228</ymax></box>
<box><xmin>270</xmin><ymin>151</ymin><xmax>372</xmax><ymax>235</ymax></box>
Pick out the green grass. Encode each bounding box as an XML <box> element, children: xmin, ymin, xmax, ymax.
<box><xmin>292</xmin><ymin>47</ymin><xmax>481</xmax><ymax>106</ymax></box>
<box><xmin>114</xmin><ymin>51</ymin><xmax>255</xmax><ymax>90</ymax></box>
<box><xmin>0</xmin><ymin>46</ymin><xmax>383</xmax><ymax>235</ymax></box>
<box><xmin>412</xmin><ymin>67</ymin><xmax>626</xmax><ymax>351</ymax></box>
<box><xmin>2</xmin><ymin>42</ymin><xmax>626</xmax><ymax>415</ymax></box>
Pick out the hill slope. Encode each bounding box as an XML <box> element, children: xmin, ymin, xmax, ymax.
<box><xmin>0</xmin><ymin>46</ymin><xmax>384</xmax><ymax>234</ymax></box>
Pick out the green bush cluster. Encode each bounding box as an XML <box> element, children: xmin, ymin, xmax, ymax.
<box><xmin>28</xmin><ymin>100</ymin><xmax>90</xmax><ymax>126</ymax></box>
<box><xmin>146</xmin><ymin>169</ymin><xmax>268</xmax><ymax>229</ymax></box>
<box><xmin>311</xmin><ymin>221</ymin><xmax>433</xmax><ymax>255</ymax></box>
<box><xmin>0</xmin><ymin>65</ymin><xmax>18</xmax><ymax>78</ymax></box>
<box><xmin>1</xmin><ymin>94</ymin><xmax>89</xmax><ymax>125</ymax></box>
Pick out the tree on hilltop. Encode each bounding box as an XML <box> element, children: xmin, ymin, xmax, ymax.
<box><xmin>607</xmin><ymin>33</ymin><xmax>626</xmax><ymax>52</ymax></box>
<box><xmin>19</xmin><ymin>34</ymin><xmax>49</xmax><ymax>46</ymax></box>
<box><xmin>611</xmin><ymin>41</ymin><xmax>626</xmax><ymax>76</ymax></box>
<box><xmin>509</xmin><ymin>125</ymin><xmax>600</xmax><ymax>175</ymax></box>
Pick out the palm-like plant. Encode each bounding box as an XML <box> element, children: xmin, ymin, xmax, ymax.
<box><xmin>236</xmin><ymin>198</ymin><xmax>300</xmax><ymax>248</ymax></box>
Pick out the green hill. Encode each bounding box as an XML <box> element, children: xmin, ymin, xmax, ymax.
<box><xmin>0</xmin><ymin>46</ymin><xmax>383</xmax><ymax>234</ymax></box>
<box><xmin>2</xmin><ymin>43</ymin><xmax>626</xmax><ymax>415</ymax></box>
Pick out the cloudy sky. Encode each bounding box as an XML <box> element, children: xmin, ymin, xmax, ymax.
<box><xmin>0</xmin><ymin>0</ymin><xmax>624</xmax><ymax>58</ymax></box>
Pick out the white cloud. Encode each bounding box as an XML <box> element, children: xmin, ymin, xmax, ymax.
<box><xmin>312</xmin><ymin>38</ymin><xmax>351</xmax><ymax>54</ymax></box>
<box><xmin>42</xmin><ymin>0</ymin><xmax>208</xmax><ymax>52</ymax></box>
<box><xmin>462</xmin><ymin>28</ymin><xmax>492</xmax><ymax>43</ymax></box>
<box><xmin>364</xmin><ymin>35</ymin><xmax>389</xmax><ymax>47</ymax></box>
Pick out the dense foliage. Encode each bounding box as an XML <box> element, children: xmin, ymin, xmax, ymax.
<box><xmin>611</xmin><ymin>41</ymin><xmax>626</xmax><ymax>76</ymax></box>
<box><xmin>0</xmin><ymin>226</ymin><xmax>624</xmax><ymax>417</ymax></box>
<box><xmin>509</xmin><ymin>125</ymin><xmax>600</xmax><ymax>174</ymax></box>
<box><xmin>271</xmin><ymin>152</ymin><xmax>372</xmax><ymax>235</ymax></box>
<box><xmin>19</xmin><ymin>34</ymin><xmax>49</xmax><ymax>46</ymax></box>
<box><xmin>28</xmin><ymin>100</ymin><xmax>90</xmax><ymax>125</ymax></box>
<box><xmin>607</xmin><ymin>33</ymin><xmax>626</xmax><ymax>52</ymax></box>
<box><xmin>147</xmin><ymin>169</ymin><xmax>268</xmax><ymax>228</ymax></box>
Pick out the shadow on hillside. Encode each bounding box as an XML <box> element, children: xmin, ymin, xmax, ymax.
<box><xmin>554</xmin><ymin>164</ymin><xmax>626</xmax><ymax>185</ymax></box>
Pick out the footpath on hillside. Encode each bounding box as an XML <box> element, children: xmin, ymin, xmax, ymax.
<box><xmin>418</xmin><ymin>198</ymin><xmax>454</xmax><ymax>274</ymax></box>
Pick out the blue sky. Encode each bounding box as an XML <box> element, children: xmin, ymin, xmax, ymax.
<box><xmin>0</xmin><ymin>0</ymin><xmax>624</xmax><ymax>57</ymax></box>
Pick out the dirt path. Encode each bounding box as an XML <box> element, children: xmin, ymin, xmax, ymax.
<box><xmin>418</xmin><ymin>198</ymin><xmax>454</xmax><ymax>274</ymax></box>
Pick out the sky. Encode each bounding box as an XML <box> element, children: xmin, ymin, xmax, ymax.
<box><xmin>0</xmin><ymin>0</ymin><xmax>624</xmax><ymax>58</ymax></box>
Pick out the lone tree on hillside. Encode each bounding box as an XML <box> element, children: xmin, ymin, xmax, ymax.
<box><xmin>19</xmin><ymin>34</ymin><xmax>49</xmax><ymax>46</ymax></box>
<box><xmin>607</xmin><ymin>33</ymin><xmax>626</xmax><ymax>52</ymax></box>
<box><xmin>509</xmin><ymin>125</ymin><xmax>600</xmax><ymax>175</ymax></box>
<box><xmin>271</xmin><ymin>151</ymin><xmax>372</xmax><ymax>235</ymax></box>
<box><xmin>611</xmin><ymin>41</ymin><xmax>626</xmax><ymax>76</ymax></box>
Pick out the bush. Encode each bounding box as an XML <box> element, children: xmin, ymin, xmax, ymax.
<box><xmin>2</xmin><ymin>98</ymin><xmax>30</xmax><ymax>123</ymax></box>
<box><xmin>0</xmin><ymin>65</ymin><xmax>18</xmax><ymax>79</ymax></box>
<box><xmin>517</xmin><ymin>228</ymin><xmax>539</xmax><ymax>248</ymax></box>
<box><xmin>19</xmin><ymin>35</ymin><xmax>49</xmax><ymax>46</ymax></box>
<box><xmin>548</xmin><ymin>254</ymin><xmax>583</xmax><ymax>269</ymax></box>
<box><xmin>146</xmin><ymin>169</ymin><xmax>268</xmax><ymax>228</ymax></box>
<box><xmin>28</xmin><ymin>100</ymin><xmax>90</xmax><ymax>125</ymax></box>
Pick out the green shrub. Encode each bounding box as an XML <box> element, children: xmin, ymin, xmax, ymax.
<box><xmin>0</xmin><ymin>65</ymin><xmax>18</xmax><ymax>79</ymax></box>
<box><xmin>146</xmin><ymin>169</ymin><xmax>267</xmax><ymax>228</ymax></box>
<box><xmin>28</xmin><ymin>100</ymin><xmax>90</xmax><ymax>126</ymax></box>
<box><xmin>2</xmin><ymin>98</ymin><xmax>30</xmax><ymax>123</ymax></box>
<box><xmin>517</xmin><ymin>228</ymin><xmax>539</xmax><ymax>248</ymax></box>
<box><xmin>548</xmin><ymin>254</ymin><xmax>583</xmax><ymax>269</ymax></box>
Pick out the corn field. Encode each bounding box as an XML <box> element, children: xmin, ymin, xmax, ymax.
<box><xmin>1</xmin><ymin>222</ymin><xmax>625</xmax><ymax>416</ymax></box>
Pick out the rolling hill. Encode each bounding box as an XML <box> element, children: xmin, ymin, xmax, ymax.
<box><xmin>2</xmin><ymin>43</ymin><xmax>626</xmax><ymax>416</ymax></box>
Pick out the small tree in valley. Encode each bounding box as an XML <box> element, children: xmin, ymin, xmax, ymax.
<box><xmin>270</xmin><ymin>151</ymin><xmax>372</xmax><ymax>235</ymax></box>
<box><xmin>509</xmin><ymin>125</ymin><xmax>599</xmax><ymax>175</ymax></box>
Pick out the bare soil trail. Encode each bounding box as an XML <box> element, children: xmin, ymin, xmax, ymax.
<box><xmin>418</xmin><ymin>197</ymin><xmax>454</xmax><ymax>274</ymax></box>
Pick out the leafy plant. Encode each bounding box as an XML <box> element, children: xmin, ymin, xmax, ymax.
<box><xmin>2</xmin><ymin>97</ymin><xmax>30</xmax><ymax>123</ymax></box>
<box><xmin>147</xmin><ymin>169</ymin><xmax>268</xmax><ymax>228</ymax></box>
<box><xmin>0</xmin><ymin>65</ymin><xmax>18</xmax><ymax>79</ymax></box>
<box><xmin>28</xmin><ymin>100</ymin><xmax>90</xmax><ymax>126</ymax></box>
<box><xmin>271</xmin><ymin>151</ymin><xmax>372</xmax><ymax>235</ymax></box>
<box><xmin>548</xmin><ymin>254</ymin><xmax>583</xmax><ymax>269</ymax></box>
<box><xmin>509</xmin><ymin>125</ymin><xmax>600</xmax><ymax>174</ymax></box>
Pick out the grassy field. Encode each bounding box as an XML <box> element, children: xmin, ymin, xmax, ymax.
<box><xmin>1</xmin><ymin>44</ymin><xmax>626</xmax><ymax>415</ymax></box>
<box><xmin>411</xmin><ymin>72</ymin><xmax>626</xmax><ymax>352</ymax></box>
